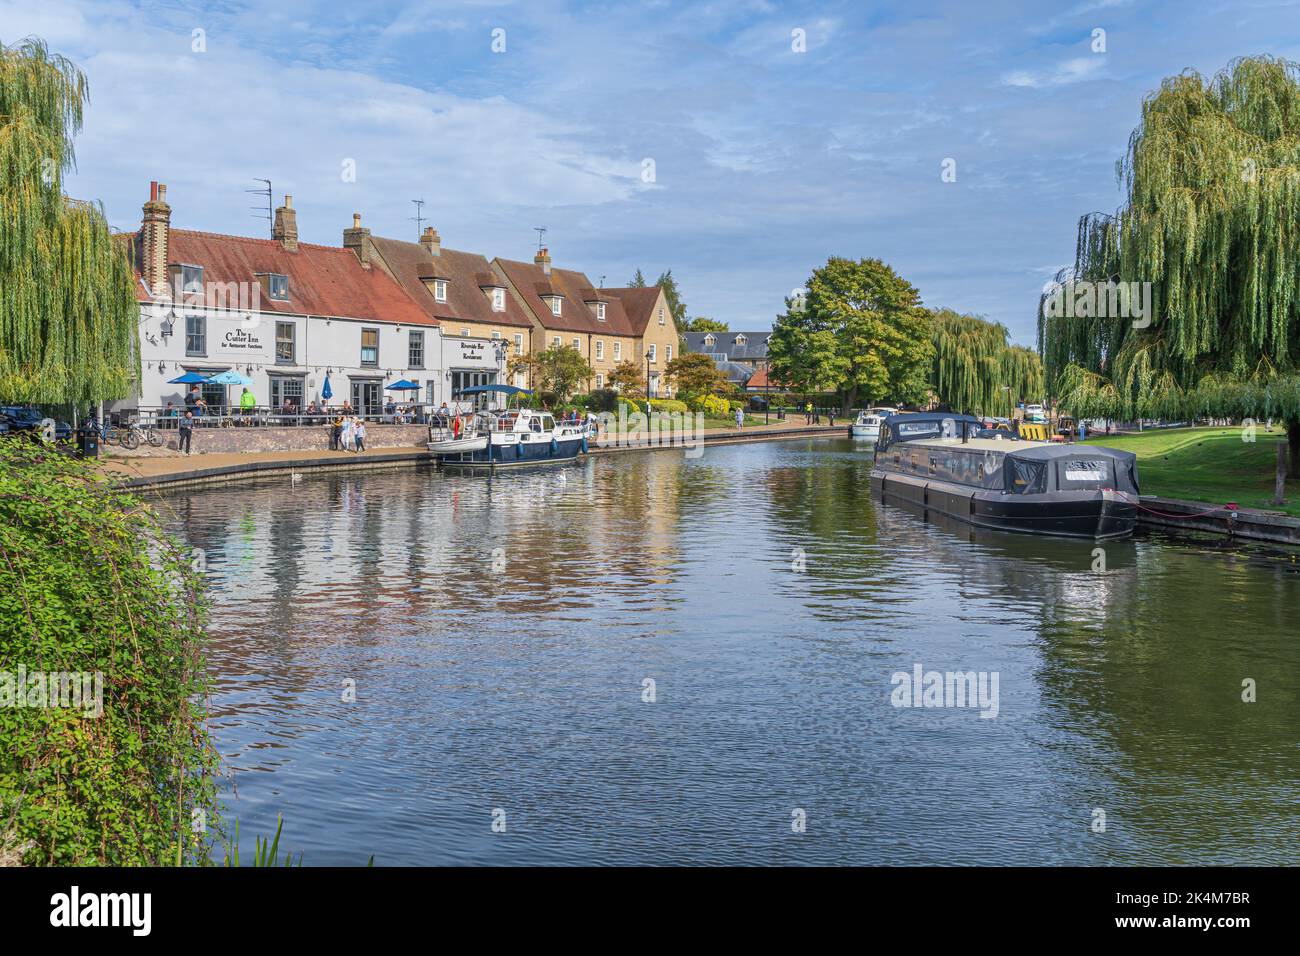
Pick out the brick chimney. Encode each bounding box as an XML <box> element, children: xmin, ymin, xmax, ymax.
<box><xmin>273</xmin><ymin>194</ymin><xmax>298</xmax><ymax>251</ymax></box>
<box><xmin>343</xmin><ymin>212</ymin><xmax>372</xmax><ymax>268</ymax></box>
<box><xmin>141</xmin><ymin>181</ymin><xmax>172</xmax><ymax>298</ymax></box>
<box><xmin>534</xmin><ymin>246</ymin><xmax>551</xmax><ymax>276</ymax></box>
<box><xmin>419</xmin><ymin>226</ymin><xmax>441</xmax><ymax>257</ymax></box>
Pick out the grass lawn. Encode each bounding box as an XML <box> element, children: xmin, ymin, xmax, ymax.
<box><xmin>1082</xmin><ymin>426</ymin><xmax>1300</xmax><ymax>516</ymax></box>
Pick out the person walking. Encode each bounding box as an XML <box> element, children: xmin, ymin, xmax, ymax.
<box><xmin>353</xmin><ymin>417</ymin><xmax>367</xmax><ymax>453</ymax></box>
<box><xmin>330</xmin><ymin>413</ymin><xmax>344</xmax><ymax>451</ymax></box>
<box><xmin>828</xmin><ymin>407</ymin><xmax>836</xmax><ymax>428</ymax></box>
<box><xmin>339</xmin><ymin>415</ymin><xmax>355</xmax><ymax>452</ymax></box>
<box><xmin>805</xmin><ymin>401</ymin><xmax>813</xmax><ymax>425</ymax></box>
<box><xmin>239</xmin><ymin>387</ymin><xmax>256</xmax><ymax>418</ymax></box>
<box><xmin>178</xmin><ymin>410</ymin><xmax>194</xmax><ymax>455</ymax></box>
<box><xmin>734</xmin><ymin>405</ymin><xmax>744</xmax><ymax>429</ymax></box>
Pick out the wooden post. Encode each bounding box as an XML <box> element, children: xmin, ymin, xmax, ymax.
<box><xmin>1274</xmin><ymin>441</ymin><xmax>1287</xmax><ymax>506</ymax></box>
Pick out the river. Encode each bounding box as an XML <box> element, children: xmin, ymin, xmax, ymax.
<box><xmin>159</xmin><ymin>437</ymin><xmax>1300</xmax><ymax>865</ymax></box>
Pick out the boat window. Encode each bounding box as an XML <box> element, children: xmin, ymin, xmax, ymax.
<box><xmin>1063</xmin><ymin>459</ymin><xmax>1108</xmax><ymax>482</ymax></box>
<box><xmin>1006</xmin><ymin>458</ymin><xmax>1047</xmax><ymax>494</ymax></box>
<box><xmin>897</xmin><ymin>421</ymin><xmax>941</xmax><ymax>439</ymax></box>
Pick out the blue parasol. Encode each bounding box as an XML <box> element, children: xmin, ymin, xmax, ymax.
<box><xmin>321</xmin><ymin>374</ymin><xmax>333</xmax><ymax>401</ymax></box>
<box><xmin>168</xmin><ymin>371</ymin><xmax>209</xmax><ymax>384</ymax></box>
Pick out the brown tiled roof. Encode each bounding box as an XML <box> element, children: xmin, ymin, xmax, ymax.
<box><xmin>744</xmin><ymin>366</ymin><xmax>786</xmax><ymax>389</ymax></box>
<box><xmin>371</xmin><ymin>236</ymin><xmax>533</xmax><ymax>329</ymax></box>
<box><xmin>124</xmin><ymin>229</ymin><xmax>433</xmax><ymax>325</ymax></box>
<box><xmin>495</xmin><ymin>258</ymin><xmax>636</xmax><ymax>336</ymax></box>
<box><xmin>602</xmin><ymin>286</ymin><xmax>664</xmax><ymax>335</ymax></box>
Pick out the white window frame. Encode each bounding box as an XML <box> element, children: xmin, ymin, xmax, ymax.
<box><xmin>648</xmin><ymin>344</ymin><xmax>657</xmax><ymax>362</ymax></box>
<box><xmin>597</xmin><ymin>302</ymin><xmax>606</xmax><ymax>321</ymax></box>
<box><xmin>596</xmin><ymin>374</ymin><xmax>604</xmax><ymax>388</ymax></box>
<box><xmin>658</xmin><ymin>307</ymin><xmax>665</xmax><ymax>326</ymax></box>
<box><xmin>595</xmin><ymin>341</ymin><xmax>605</xmax><ymax>361</ymax></box>
<box><xmin>491</xmin><ymin>288</ymin><xmax>505</xmax><ymax>312</ymax></box>
<box><xmin>514</xmin><ymin>333</ymin><xmax>524</xmax><ymax>352</ymax></box>
<box><xmin>549</xmin><ymin>297</ymin><xmax>562</xmax><ymax>316</ymax></box>
<box><xmin>461</xmin><ymin>329</ymin><xmax>470</xmax><ymax>337</ymax></box>
<box><xmin>552</xmin><ymin>336</ymin><xmax>561</xmax><ymax>348</ymax></box>
<box><xmin>434</xmin><ymin>279</ymin><xmax>448</xmax><ymax>303</ymax></box>
<box><xmin>666</xmin><ymin>344</ymin><xmax>673</xmax><ymax>361</ymax></box>
<box><xmin>613</xmin><ymin>342</ymin><xmax>622</xmax><ymax>360</ymax></box>
<box><xmin>704</xmin><ymin>333</ymin><xmax>715</xmax><ymax>346</ymax></box>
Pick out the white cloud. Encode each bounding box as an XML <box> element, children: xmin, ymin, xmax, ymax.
<box><xmin>1002</xmin><ymin>56</ymin><xmax>1107</xmax><ymax>88</ymax></box>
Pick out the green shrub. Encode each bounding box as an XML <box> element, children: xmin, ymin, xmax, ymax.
<box><xmin>689</xmin><ymin>394</ymin><xmax>730</xmax><ymax>418</ymax></box>
<box><xmin>0</xmin><ymin>438</ymin><xmax>220</xmax><ymax>864</ymax></box>
<box><xmin>585</xmin><ymin>389</ymin><xmax>619</xmax><ymax>413</ymax></box>
<box><xmin>648</xmin><ymin>399</ymin><xmax>689</xmax><ymax>414</ymax></box>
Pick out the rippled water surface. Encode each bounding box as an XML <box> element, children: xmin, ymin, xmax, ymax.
<box><xmin>159</xmin><ymin>438</ymin><xmax>1300</xmax><ymax>865</ymax></box>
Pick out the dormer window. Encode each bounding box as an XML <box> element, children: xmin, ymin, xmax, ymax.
<box><xmin>267</xmin><ymin>273</ymin><xmax>289</xmax><ymax>301</ymax></box>
<box><xmin>434</xmin><ymin>279</ymin><xmax>448</xmax><ymax>303</ymax></box>
<box><xmin>735</xmin><ymin>334</ymin><xmax>747</xmax><ymax>345</ymax></box>
<box><xmin>704</xmin><ymin>333</ymin><xmax>715</xmax><ymax>346</ymax></box>
<box><xmin>171</xmin><ymin>263</ymin><xmax>204</xmax><ymax>297</ymax></box>
<box><xmin>547</xmin><ymin>296</ymin><xmax>562</xmax><ymax>316</ymax></box>
<box><xmin>596</xmin><ymin>302</ymin><xmax>606</xmax><ymax>321</ymax></box>
<box><xmin>491</xmin><ymin>288</ymin><xmax>505</xmax><ymax>312</ymax></box>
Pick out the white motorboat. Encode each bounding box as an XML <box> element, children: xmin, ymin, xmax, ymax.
<box><xmin>427</xmin><ymin>407</ymin><xmax>589</xmax><ymax>469</ymax></box>
<box><xmin>851</xmin><ymin>410</ymin><xmax>884</xmax><ymax>440</ymax></box>
<box><xmin>426</xmin><ymin>433</ymin><xmax>488</xmax><ymax>454</ymax></box>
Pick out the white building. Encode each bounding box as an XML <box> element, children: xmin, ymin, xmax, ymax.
<box><xmin>118</xmin><ymin>182</ymin><xmax>506</xmax><ymax>418</ymax></box>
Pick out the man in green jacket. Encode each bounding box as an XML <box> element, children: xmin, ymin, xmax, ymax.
<box><xmin>239</xmin><ymin>387</ymin><xmax>256</xmax><ymax>417</ymax></box>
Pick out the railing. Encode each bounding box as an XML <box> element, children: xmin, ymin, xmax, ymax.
<box><xmin>126</xmin><ymin>404</ymin><xmax>472</xmax><ymax>428</ymax></box>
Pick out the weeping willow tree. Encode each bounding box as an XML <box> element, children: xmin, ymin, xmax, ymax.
<box><xmin>1039</xmin><ymin>56</ymin><xmax>1300</xmax><ymax>470</ymax></box>
<box><xmin>930</xmin><ymin>308</ymin><xmax>1044</xmax><ymax>416</ymax></box>
<box><xmin>0</xmin><ymin>38</ymin><xmax>138</xmax><ymax>406</ymax></box>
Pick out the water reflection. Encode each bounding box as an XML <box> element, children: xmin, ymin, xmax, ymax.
<box><xmin>154</xmin><ymin>438</ymin><xmax>1300</xmax><ymax>865</ymax></box>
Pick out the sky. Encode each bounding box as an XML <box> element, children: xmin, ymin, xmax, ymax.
<box><xmin>6</xmin><ymin>0</ymin><xmax>1300</xmax><ymax>344</ymax></box>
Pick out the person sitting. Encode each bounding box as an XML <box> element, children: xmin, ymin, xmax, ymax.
<box><xmin>384</xmin><ymin>399</ymin><xmax>396</xmax><ymax>424</ymax></box>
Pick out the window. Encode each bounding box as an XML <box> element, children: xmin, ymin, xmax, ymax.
<box><xmin>666</xmin><ymin>344</ymin><xmax>673</xmax><ymax>362</ymax></box>
<box><xmin>361</xmin><ymin>328</ymin><xmax>379</xmax><ymax>367</ymax></box>
<box><xmin>178</xmin><ymin>264</ymin><xmax>204</xmax><ymax>296</ymax></box>
<box><xmin>704</xmin><ymin>333</ymin><xmax>715</xmax><ymax>346</ymax></box>
<box><xmin>514</xmin><ymin>333</ymin><xmax>524</xmax><ymax>352</ymax></box>
<box><xmin>572</xmin><ymin>338</ymin><xmax>580</xmax><ymax>351</ymax></box>
<box><xmin>552</xmin><ymin>336</ymin><xmax>561</xmax><ymax>348</ymax></box>
<box><xmin>269</xmin><ymin>375</ymin><xmax>304</xmax><ymax>410</ymax></box>
<box><xmin>491</xmin><ymin>330</ymin><xmax>501</xmax><ymax>339</ymax></box>
<box><xmin>491</xmin><ymin>288</ymin><xmax>505</xmax><ymax>312</ymax></box>
<box><xmin>434</xmin><ymin>279</ymin><xmax>448</xmax><ymax>303</ymax></box>
<box><xmin>613</xmin><ymin>342</ymin><xmax>621</xmax><ymax>360</ymax></box>
<box><xmin>275</xmin><ymin>321</ymin><xmax>295</xmax><ymax>363</ymax></box>
<box><xmin>597</xmin><ymin>302</ymin><xmax>606</xmax><ymax>321</ymax></box>
<box><xmin>648</xmin><ymin>344</ymin><xmax>657</xmax><ymax>362</ymax></box>
<box><xmin>549</xmin><ymin>297</ymin><xmax>562</xmax><ymax>316</ymax></box>
<box><xmin>735</xmin><ymin>334</ymin><xmax>747</xmax><ymax>345</ymax></box>
<box><xmin>268</xmin><ymin>273</ymin><xmax>289</xmax><ymax>301</ymax></box>
<box><xmin>185</xmin><ymin>315</ymin><xmax>205</xmax><ymax>356</ymax></box>
<box><xmin>461</xmin><ymin>329</ymin><xmax>470</xmax><ymax>337</ymax></box>
<box><xmin>595</xmin><ymin>341</ymin><xmax>605</xmax><ymax>361</ymax></box>
<box><xmin>596</xmin><ymin>374</ymin><xmax>604</xmax><ymax>388</ymax></box>
<box><xmin>409</xmin><ymin>330</ymin><xmax>425</xmax><ymax>368</ymax></box>
<box><xmin>658</xmin><ymin>307</ymin><xmax>665</xmax><ymax>326</ymax></box>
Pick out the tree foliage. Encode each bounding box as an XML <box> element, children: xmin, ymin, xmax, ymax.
<box><xmin>0</xmin><ymin>38</ymin><xmax>139</xmax><ymax>405</ymax></box>
<box><xmin>769</xmin><ymin>257</ymin><xmax>933</xmax><ymax>408</ymax></box>
<box><xmin>1039</xmin><ymin>56</ymin><xmax>1300</xmax><ymax>431</ymax></box>
<box><xmin>0</xmin><ymin>439</ymin><xmax>220</xmax><ymax>864</ymax></box>
<box><xmin>606</xmin><ymin>358</ymin><xmax>646</xmax><ymax>396</ymax></box>
<box><xmin>665</xmin><ymin>351</ymin><xmax>728</xmax><ymax>398</ymax></box>
<box><xmin>930</xmin><ymin>308</ymin><xmax>1044</xmax><ymax>416</ymax></box>
<box><xmin>509</xmin><ymin>346</ymin><xmax>594</xmax><ymax>404</ymax></box>
<box><xmin>681</xmin><ymin>317</ymin><xmax>729</xmax><ymax>332</ymax></box>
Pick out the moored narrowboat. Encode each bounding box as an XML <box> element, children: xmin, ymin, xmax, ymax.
<box><xmin>869</xmin><ymin>413</ymin><xmax>1138</xmax><ymax>539</ymax></box>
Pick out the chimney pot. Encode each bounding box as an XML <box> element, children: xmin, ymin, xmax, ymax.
<box><xmin>273</xmin><ymin>194</ymin><xmax>299</xmax><ymax>251</ymax></box>
<box><xmin>158</xmin><ymin>183</ymin><xmax>167</xmax><ymax>202</ymax></box>
<box><xmin>353</xmin><ymin>213</ymin><xmax>361</xmax><ymax>229</ymax></box>
<box><xmin>150</xmin><ymin>181</ymin><xmax>158</xmax><ymax>202</ymax></box>
<box><xmin>284</xmin><ymin>194</ymin><xmax>293</xmax><ymax>209</ymax></box>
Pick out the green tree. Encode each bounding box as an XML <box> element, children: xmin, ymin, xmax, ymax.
<box><xmin>665</xmin><ymin>351</ymin><xmax>728</xmax><ymax>398</ymax></box>
<box><xmin>769</xmin><ymin>257</ymin><xmax>933</xmax><ymax>413</ymax></box>
<box><xmin>607</xmin><ymin>358</ymin><xmax>646</xmax><ymax>396</ymax></box>
<box><xmin>1039</xmin><ymin>56</ymin><xmax>1300</xmax><ymax>471</ymax></box>
<box><xmin>930</xmin><ymin>308</ymin><xmax>1044</xmax><ymax>416</ymax></box>
<box><xmin>681</xmin><ymin>317</ymin><xmax>729</xmax><ymax>332</ymax></box>
<box><xmin>0</xmin><ymin>39</ymin><xmax>138</xmax><ymax>406</ymax></box>
<box><xmin>656</xmin><ymin>269</ymin><xmax>687</xmax><ymax>326</ymax></box>
<box><xmin>628</xmin><ymin>268</ymin><xmax>647</xmax><ymax>288</ymax></box>
<box><xmin>518</xmin><ymin>346</ymin><xmax>594</xmax><ymax>404</ymax></box>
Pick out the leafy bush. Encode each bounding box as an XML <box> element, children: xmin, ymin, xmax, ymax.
<box><xmin>648</xmin><ymin>399</ymin><xmax>689</xmax><ymax>414</ymax></box>
<box><xmin>689</xmin><ymin>394</ymin><xmax>731</xmax><ymax>418</ymax></box>
<box><xmin>0</xmin><ymin>439</ymin><xmax>220</xmax><ymax>864</ymax></box>
<box><xmin>584</xmin><ymin>389</ymin><xmax>619</xmax><ymax>413</ymax></box>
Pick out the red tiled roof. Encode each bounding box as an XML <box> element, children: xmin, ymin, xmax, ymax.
<box><xmin>495</xmin><ymin>258</ymin><xmax>636</xmax><ymax>336</ymax></box>
<box><xmin>370</xmin><ymin>237</ymin><xmax>534</xmax><ymax>329</ymax></box>
<box><xmin>744</xmin><ymin>366</ymin><xmax>786</xmax><ymax>389</ymax></box>
<box><xmin>124</xmin><ymin>229</ymin><xmax>433</xmax><ymax>325</ymax></box>
<box><xmin>602</xmin><ymin>286</ymin><xmax>664</xmax><ymax>335</ymax></box>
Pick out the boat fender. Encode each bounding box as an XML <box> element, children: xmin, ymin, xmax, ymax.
<box><xmin>550</xmin><ymin>437</ymin><xmax>558</xmax><ymax>456</ymax></box>
<box><xmin>581</xmin><ymin>436</ymin><xmax>588</xmax><ymax>454</ymax></box>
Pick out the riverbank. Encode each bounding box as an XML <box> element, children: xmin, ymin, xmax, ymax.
<box><xmin>101</xmin><ymin>422</ymin><xmax>846</xmax><ymax>489</ymax></box>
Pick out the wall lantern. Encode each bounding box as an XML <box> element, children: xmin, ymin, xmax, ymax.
<box><xmin>159</xmin><ymin>316</ymin><xmax>174</xmax><ymax>340</ymax></box>
<box><xmin>158</xmin><ymin>362</ymin><xmax>167</xmax><ymax>374</ymax></box>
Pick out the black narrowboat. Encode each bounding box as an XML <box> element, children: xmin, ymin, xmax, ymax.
<box><xmin>869</xmin><ymin>413</ymin><xmax>1139</xmax><ymax>539</ymax></box>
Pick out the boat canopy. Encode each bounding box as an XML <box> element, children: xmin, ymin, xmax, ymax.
<box><xmin>879</xmin><ymin>412</ymin><xmax>983</xmax><ymax>446</ymax></box>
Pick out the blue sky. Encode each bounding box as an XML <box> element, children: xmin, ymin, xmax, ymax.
<box><xmin>6</xmin><ymin>0</ymin><xmax>1300</xmax><ymax>343</ymax></box>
